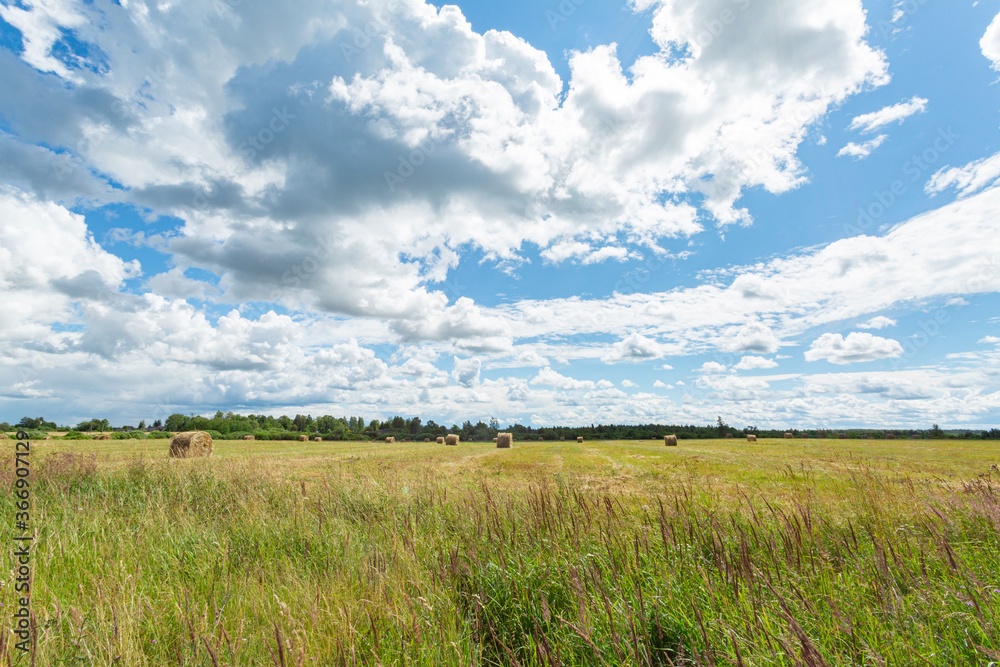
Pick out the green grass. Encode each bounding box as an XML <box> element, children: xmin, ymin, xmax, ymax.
<box><xmin>2</xmin><ymin>437</ymin><xmax>999</xmax><ymax>665</ymax></box>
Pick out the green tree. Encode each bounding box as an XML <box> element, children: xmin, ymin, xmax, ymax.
<box><xmin>292</xmin><ymin>414</ymin><xmax>314</xmax><ymax>432</ymax></box>
<box><xmin>165</xmin><ymin>414</ymin><xmax>188</xmax><ymax>432</ymax></box>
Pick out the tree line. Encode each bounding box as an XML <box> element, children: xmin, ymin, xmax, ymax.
<box><xmin>3</xmin><ymin>415</ymin><xmax>999</xmax><ymax>442</ymax></box>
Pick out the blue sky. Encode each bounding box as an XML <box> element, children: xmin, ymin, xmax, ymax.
<box><xmin>1</xmin><ymin>0</ymin><xmax>1000</xmax><ymax>429</ymax></box>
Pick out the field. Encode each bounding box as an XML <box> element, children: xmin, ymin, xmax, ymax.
<box><xmin>3</xmin><ymin>436</ymin><xmax>999</xmax><ymax>665</ymax></box>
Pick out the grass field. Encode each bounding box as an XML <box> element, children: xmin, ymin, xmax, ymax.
<box><xmin>3</xmin><ymin>437</ymin><xmax>999</xmax><ymax>665</ymax></box>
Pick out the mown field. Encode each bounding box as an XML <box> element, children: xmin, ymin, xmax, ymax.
<box><xmin>2</xmin><ymin>436</ymin><xmax>999</xmax><ymax>665</ymax></box>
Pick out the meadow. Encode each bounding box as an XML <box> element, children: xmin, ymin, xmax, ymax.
<box><xmin>2</xmin><ymin>436</ymin><xmax>999</xmax><ymax>665</ymax></box>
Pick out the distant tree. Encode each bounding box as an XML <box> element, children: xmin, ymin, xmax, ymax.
<box><xmin>165</xmin><ymin>414</ymin><xmax>187</xmax><ymax>432</ymax></box>
<box><xmin>930</xmin><ymin>424</ymin><xmax>943</xmax><ymax>438</ymax></box>
<box><xmin>489</xmin><ymin>417</ymin><xmax>500</xmax><ymax>433</ymax></box>
<box><xmin>152</xmin><ymin>419</ymin><xmax>163</xmax><ymax>429</ymax></box>
<box><xmin>17</xmin><ymin>417</ymin><xmax>41</xmax><ymax>430</ymax></box>
<box><xmin>292</xmin><ymin>414</ymin><xmax>314</xmax><ymax>432</ymax></box>
<box><xmin>137</xmin><ymin>420</ymin><xmax>146</xmax><ymax>430</ymax></box>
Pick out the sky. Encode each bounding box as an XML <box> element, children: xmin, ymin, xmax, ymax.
<box><xmin>1</xmin><ymin>0</ymin><xmax>1000</xmax><ymax>430</ymax></box>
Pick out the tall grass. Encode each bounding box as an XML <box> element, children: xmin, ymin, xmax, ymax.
<box><xmin>1</xmin><ymin>441</ymin><xmax>998</xmax><ymax>665</ymax></box>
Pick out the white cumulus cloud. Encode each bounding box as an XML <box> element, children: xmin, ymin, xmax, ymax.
<box><xmin>837</xmin><ymin>135</ymin><xmax>888</xmax><ymax>160</ymax></box>
<box><xmin>805</xmin><ymin>332</ymin><xmax>903</xmax><ymax>365</ymax></box>
<box><xmin>848</xmin><ymin>97</ymin><xmax>928</xmax><ymax>133</ymax></box>
<box><xmin>530</xmin><ymin>367</ymin><xmax>596</xmax><ymax>391</ymax></box>
<box><xmin>699</xmin><ymin>361</ymin><xmax>729</xmax><ymax>374</ymax></box>
<box><xmin>857</xmin><ymin>316</ymin><xmax>896</xmax><ymax>330</ymax></box>
<box><xmin>734</xmin><ymin>356</ymin><xmax>779</xmax><ymax>370</ymax></box>
<box><xmin>982</xmin><ymin>10</ymin><xmax>1000</xmax><ymax>70</ymax></box>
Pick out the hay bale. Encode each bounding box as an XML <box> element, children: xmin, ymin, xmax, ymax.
<box><xmin>725</xmin><ymin>433</ymin><xmax>733</xmax><ymax>438</ymax></box>
<box><xmin>298</xmin><ymin>435</ymin><xmax>308</xmax><ymax>442</ymax></box>
<box><xmin>496</xmin><ymin>433</ymin><xmax>513</xmax><ymax>449</ymax></box>
<box><xmin>385</xmin><ymin>437</ymin><xmax>395</xmax><ymax>444</ymax></box>
<box><xmin>436</xmin><ymin>437</ymin><xmax>445</xmax><ymax>444</ymax></box>
<box><xmin>664</xmin><ymin>435</ymin><xmax>678</xmax><ymax>447</ymax></box>
<box><xmin>445</xmin><ymin>434</ymin><xmax>459</xmax><ymax>447</ymax></box>
<box><xmin>44</xmin><ymin>436</ymin><xmax>53</xmax><ymax>440</ymax></box>
<box><xmin>838</xmin><ymin>433</ymin><xmax>847</xmax><ymax>439</ymax></box>
<box><xmin>314</xmin><ymin>437</ymin><xmax>322</xmax><ymax>442</ymax></box>
<box><xmin>538</xmin><ymin>436</ymin><xmax>544</xmax><ymax>441</ymax></box>
<box><xmin>784</xmin><ymin>432</ymin><xmax>793</xmax><ymax>439</ymax></box>
<box><xmin>0</xmin><ymin>433</ymin><xmax>8</xmax><ymax>440</ymax></box>
<box><xmin>577</xmin><ymin>436</ymin><xmax>584</xmax><ymax>443</ymax></box>
<box><xmin>169</xmin><ymin>431</ymin><xmax>213</xmax><ymax>459</ymax></box>
<box><xmin>493</xmin><ymin>437</ymin><xmax>498</xmax><ymax>443</ymax></box>
<box><xmin>747</xmin><ymin>434</ymin><xmax>757</xmax><ymax>443</ymax></box>
<box><xmin>243</xmin><ymin>435</ymin><xmax>255</xmax><ymax>441</ymax></box>
<box><xmin>94</xmin><ymin>434</ymin><xmax>111</xmax><ymax>440</ymax></box>
<box><xmin>886</xmin><ymin>434</ymin><xmax>896</xmax><ymax>440</ymax></box>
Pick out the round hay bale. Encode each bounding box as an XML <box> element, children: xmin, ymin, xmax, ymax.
<box><xmin>314</xmin><ymin>437</ymin><xmax>322</xmax><ymax>442</ymax></box>
<box><xmin>577</xmin><ymin>436</ymin><xmax>584</xmax><ymax>443</ymax></box>
<box><xmin>496</xmin><ymin>433</ymin><xmax>513</xmax><ymax>449</ymax></box>
<box><xmin>886</xmin><ymin>434</ymin><xmax>896</xmax><ymax>440</ymax></box>
<box><xmin>746</xmin><ymin>434</ymin><xmax>757</xmax><ymax>443</ymax></box>
<box><xmin>725</xmin><ymin>432</ymin><xmax>733</xmax><ymax>438</ymax></box>
<box><xmin>169</xmin><ymin>431</ymin><xmax>213</xmax><ymax>459</ymax></box>
<box><xmin>784</xmin><ymin>432</ymin><xmax>793</xmax><ymax>439</ymax></box>
<box><xmin>445</xmin><ymin>434</ymin><xmax>459</xmax><ymax>447</ymax></box>
<box><xmin>436</xmin><ymin>437</ymin><xmax>445</xmax><ymax>444</ymax></box>
<box><xmin>243</xmin><ymin>435</ymin><xmax>255</xmax><ymax>441</ymax></box>
<box><xmin>385</xmin><ymin>437</ymin><xmax>396</xmax><ymax>444</ymax></box>
<box><xmin>297</xmin><ymin>435</ymin><xmax>308</xmax><ymax>442</ymax></box>
<box><xmin>44</xmin><ymin>436</ymin><xmax>53</xmax><ymax>440</ymax></box>
<box><xmin>664</xmin><ymin>435</ymin><xmax>678</xmax><ymax>447</ymax></box>
<box><xmin>538</xmin><ymin>436</ymin><xmax>544</xmax><ymax>441</ymax></box>
<box><xmin>559</xmin><ymin>437</ymin><xmax>565</xmax><ymax>441</ymax></box>
<box><xmin>0</xmin><ymin>433</ymin><xmax>8</xmax><ymax>440</ymax></box>
<box><xmin>94</xmin><ymin>434</ymin><xmax>111</xmax><ymax>440</ymax></box>
<box><xmin>493</xmin><ymin>437</ymin><xmax>498</xmax><ymax>443</ymax></box>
